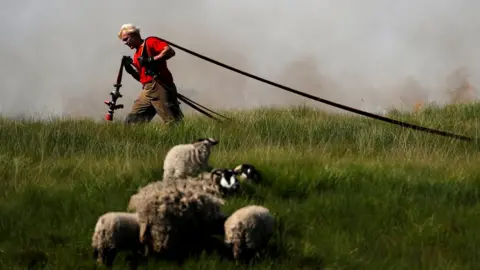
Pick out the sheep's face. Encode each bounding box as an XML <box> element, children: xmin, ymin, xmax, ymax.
<box><xmin>211</xmin><ymin>169</ymin><xmax>240</xmax><ymax>194</ymax></box>
<box><xmin>234</xmin><ymin>164</ymin><xmax>261</xmax><ymax>183</ymax></box>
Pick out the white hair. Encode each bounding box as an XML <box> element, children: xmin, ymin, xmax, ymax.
<box><xmin>117</xmin><ymin>23</ymin><xmax>141</xmax><ymax>39</ymax></box>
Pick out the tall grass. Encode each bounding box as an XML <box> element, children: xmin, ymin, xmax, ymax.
<box><xmin>1</xmin><ymin>103</ymin><xmax>480</xmax><ymax>269</ymax></box>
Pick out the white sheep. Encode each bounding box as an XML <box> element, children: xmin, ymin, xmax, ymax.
<box><xmin>162</xmin><ymin>138</ymin><xmax>219</xmax><ymax>181</ymax></box>
<box><xmin>134</xmin><ymin>179</ymin><xmax>228</xmax><ymax>260</ymax></box>
<box><xmin>91</xmin><ymin>212</ymin><xmax>144</xmax><ymax>267</ymax></box>
<box><xmin>223</xmin><ymin>205</ymin><xmax>275</xmax><ymax>261</ymax></box>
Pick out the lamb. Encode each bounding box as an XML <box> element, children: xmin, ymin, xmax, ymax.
<box><xmin>134</xmin><ymin>180</ymin><xmax>228</xmax><ymax>260</ymax></box>
<box><xmin>233</xmin><ymin>163</ymin><xmax>262</xmax><ymax>184</ymax></box>
<box><xmin>162</xmin><ymin>137</ymin><xmax>219</xmax><ymax>181</ymax></box>
<box><xmin>127</xmin><ymin>168</ymin><xmax>241</xmax><ymax>212</ymax></box>
<box><xmin>91</xmin><ymin>212</ymin><xmax>144</xmax><ymax>268</ymax></box>
<box><xmin>223</xmin><ymin>205</ymin><xmax>275</xmax><ymax>261</ymax></box>
<box><xmin>211</xmin><ymin>168</ymin><xmax>241</xmax><ymax>195</ymax></box>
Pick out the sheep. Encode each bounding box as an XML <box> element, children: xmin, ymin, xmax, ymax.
<box><xmin>233</xmin><ymin>163</ymin><xmax>262</xmax><ymax>184</ymax></box>
<box><xmin>223</xmin><ymin>205</ymin><xmax>275</xmax><ymax>262</ymax></box>
<box><xmin>91</xmin><ymin>212</ymin><xmax>144</xmax><ymax>268</ymax></box>
<box><xmin>127</xmin><ymin>179</ymin><xmax>219</xmax><ymax>213</ymax></box>
<box><xmin>174</xmin><ymin>168</ymin><xmax>241</xmax><ymax>197</ymax></box>
<box><xmin>162</xmin><ymin>137</ymin><xmax>219</xmax><ymax>181</ymax></box>
<box><xmin>134</xmin><ymin>180</ymin><xmax>228</xmax><ymax>261</ymax></box>
<box><xmin>127</xmin><ymin>168</ymin><xmax>241</xmax><ymax>212</ymax></box>
<box><xmin>211</xmin><ymin>168</ymin><xmax>241</xmax><ymax>195</ymax></box>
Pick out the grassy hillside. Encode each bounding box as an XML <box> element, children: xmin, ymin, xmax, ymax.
<box><xmin>1</xmin><ymin>103</ymin><xmax>480</xmax><ymax>269</ymax></box>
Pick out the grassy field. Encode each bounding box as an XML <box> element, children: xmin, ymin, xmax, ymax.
<box><xmin>1</xmin><ymin>103</ymin><xmax>480</xmax><ymax>269</ymax></box>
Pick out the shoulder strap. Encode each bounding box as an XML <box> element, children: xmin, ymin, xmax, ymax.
<box><xmin>141</xmin><ymin>37</ymin><xmax>151</xmax><ymax>59</ymax></box>
<box><xmin>141</xmin><ymin>36</ymin><xmax>163</xmax><ymax>59</ymax></box>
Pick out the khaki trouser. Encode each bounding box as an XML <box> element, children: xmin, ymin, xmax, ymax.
<box><xmin>125</xmin><ymin>77</ymin><xmax>183</xmax><ymax>124</ymax></box>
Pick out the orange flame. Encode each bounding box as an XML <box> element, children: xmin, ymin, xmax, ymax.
<box><xmin>414</xmin><ymin>101</ymin><xmax>424</xmax><ymax>112</ymax></box>
<box><xmin>451</xmin><ymin>82</ymin><xmax>476</xmax><ymax>104</ymax></box>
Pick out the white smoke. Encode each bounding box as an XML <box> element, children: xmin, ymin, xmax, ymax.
<box><xmin>0</xmin><ymin>0</ymin><xmax>479</xmax><ymax>119</ymax></box>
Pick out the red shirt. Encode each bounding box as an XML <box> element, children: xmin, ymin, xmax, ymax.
<box><xmin>132</xmin><ymin>37</ymin><xmax>174</xmax><ymax>85</ymax></box>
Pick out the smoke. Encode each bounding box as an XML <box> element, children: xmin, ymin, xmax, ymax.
<box><xmin>1</xmin><ymin>0</ymin><xmax>479</xmax><ymax>120</ymax></box>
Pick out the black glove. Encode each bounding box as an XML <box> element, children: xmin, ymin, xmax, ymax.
<box><xmin>122</xmin><ymin>55</ymin><xmax>133</xmax><ymax>66</ymax></box>
<box><xmin>137</xmin><ymin>56</ymin><xmax>154</xmax><ymax>66</ymax></box>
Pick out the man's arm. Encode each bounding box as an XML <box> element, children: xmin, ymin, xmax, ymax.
<box><xmin>154</xmin><ymin>45</ymin><xmax>175</xmax><ymax>61</ymax></box>
<box><xmin>150</xmin><ymin>39</ymin><xmax>175</xmax><ymax>61</ymax></box>
<box><xmin>137</xmin><ymin>39</ymin><xmax>176</xmax><ymax>66</ymax></box>
<box><xmin>125</xmin><ymin>64</ymin><xmax>140</xmax><ymax>82</ymax></box>
<box><xmin>122</xmin><ymin>56</ymin><xmax>140</xmax><ymax>82</ymax></box>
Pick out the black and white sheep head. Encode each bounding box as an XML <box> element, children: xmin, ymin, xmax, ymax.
<box><xmin>233</xmin><ymin>164</ymin><xmax>261</xmax><ymax>183</ymax></box>
<box><xmin>192</xmin><ymin>137</ymin><xmax>219</xmax><ymax>147</ymax></box>
<box><xmin>211</xmin><ymin>168</ymin><xmax>241</xmax><ymax>195</ymax></box>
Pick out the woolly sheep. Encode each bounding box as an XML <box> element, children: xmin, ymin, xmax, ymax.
<box><xmin>162</xmin><ymin>138</ymin><xmax>219</xmax><ymax>181</ymax></box>
<box><xmin>176</xmin><ymin>168</ymin><xmax>242</xmax><ymax>197</ymax></box>
<box><xmin>127</xmin><ymin>179</ymin><xmax>219</xmax><ymax>213</ymax></box>
<box><xmin>91</xmin><ymin>212</ymin><xmax>144</xmax><ymax>267</ymax></box>
<box><xmin>127</xmin><ymin>168</ymin><xmax>241</xmax><ymax>212</ymax></box>
<box><xmin>233</xmin><ymin>163</ymin><xmax>262</xmax><ymax>184</ymax></box>
<box><xmin>135</xmin><ymin>180</ymin><xmax>227</xmax><ymax>260</ymax></box>
<box><xmin>223</xmin><ymin>205</ymin><xmax>275</xmax><ymax>261</ymax></box>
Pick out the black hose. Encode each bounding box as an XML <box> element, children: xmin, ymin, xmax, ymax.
<box><xmin>158</xmin><ymin>37</ymin><xmax>474</xmax><ymax>142</ymax></box>
<box><xmin>177</xmin><ymin>93</ymin><xmax>231</xmax><ymax>121</ymax></box>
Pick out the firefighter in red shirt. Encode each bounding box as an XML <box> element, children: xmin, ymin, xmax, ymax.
<box><xmin>118</xmin><ymin>23</ymin><xmax>183</xmax><ymax>124</ymax></box>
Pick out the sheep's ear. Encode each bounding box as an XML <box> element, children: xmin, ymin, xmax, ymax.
<box><xmin>192</xmin><ymin>138</ymin><xmax>207</xmax><ymax>143</ymax></box>
<box><xmin>226</xmin><ymin>169</ymin><xmax>236</xmax><ymax>177</ymax></box>
<box><xmin>233</xmin><ymin>164</ymin><xmax>243</xmax><ymax>172</ymax></box>
<box><xmin>210</xmin><ymin>168</ymin><xmax>223</xmax><ymax>174</ymax></box>
<box><xmin>207</xmin><ymin>138</ymin><xmax>219</xmax><ymax>145</ymax></box>
<box><xmin>232</xmin><ymin>169</ymin><xmax>242</xmax><ymax>176</ymax></box>
<box><xmin>210</xmin><ymin>169</ymin><xmax>224</xmax><ymax>181</ymax></box>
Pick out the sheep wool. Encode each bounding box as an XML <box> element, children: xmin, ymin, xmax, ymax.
<box><xmin>91</xmin><ymin>212</ymin><xmax>142</xmax><ymax>266</ymax></box>
<box><xmin>175</xmin><ymin>168</ymin><xmax>241</xmax><ymax>197</ymax></box>
<box><xmin>224</xmin><ymin>205</ymin><xmax>275</xmax><ymax>261</ymax></box>
<box><xmin>127</xmin><ymin>181</ymin><xmax>164</xmax><ymax>212</ymax></box>
<box><xmin>135</xmin><ymin>180</ymin><xmax>227</xmax><ymax>258</ymax></box>
<box><xmin>162</xmin><ymin>138</ymin><xmax>219</xmax><ymax>181</ymax></box>
<box><xmin>127</xmin><ymin>172</ymin><xmax>231</xmax><ymax>212</ymax></box>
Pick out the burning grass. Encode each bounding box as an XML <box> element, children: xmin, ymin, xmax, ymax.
<box><xmin>0</xmin><ymin>103</ymin><xmax>480</xmax><ymax>269</ymax></box>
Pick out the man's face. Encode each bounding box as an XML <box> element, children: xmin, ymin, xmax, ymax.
<box><xmin>121</xmin><ymin>32</ymin><xmax>140</xmax><ymax>49</ymax></box>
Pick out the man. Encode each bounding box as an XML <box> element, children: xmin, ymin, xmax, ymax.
<box><xmin>117</xmin><ymin>23</ymin><xmax>183</xmax><ymax>124</ymax></box>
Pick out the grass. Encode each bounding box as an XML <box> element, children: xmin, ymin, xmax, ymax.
<box><xmin>1</xmin><ymin>103</ymin><xmax>480</xmax><ymax>269</ymax></box>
